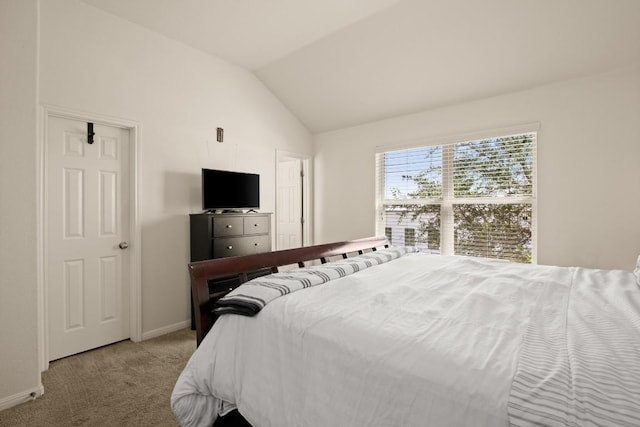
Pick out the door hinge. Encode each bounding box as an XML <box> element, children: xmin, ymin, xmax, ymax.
<box><xmin>301</xmin><ymin>217</ymin><xmax>305</xmax><ymax>225</ymax></box>
<box><xmin>300</xmin><ymin>170</ymin><xmax>304</xmax><ymax>178</ymax></box>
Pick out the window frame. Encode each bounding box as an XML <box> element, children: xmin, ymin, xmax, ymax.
<box><xmin>375</xmin><ymin>124</ymin><xmax>538</xmax><ymax>263</ymax></box>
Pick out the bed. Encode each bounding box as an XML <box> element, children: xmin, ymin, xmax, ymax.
<box><xmin>171</xmin><ymin>237</ymin><xmax>640</xmax><ymax>427</ymax></box>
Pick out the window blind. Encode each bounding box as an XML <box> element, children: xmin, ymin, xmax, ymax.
<box><xmin>375</xmin><ymin>132</ymin><xmax>536</xmax><ymax>263</ymax></box>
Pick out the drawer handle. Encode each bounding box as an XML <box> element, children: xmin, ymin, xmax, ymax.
<box><xmin>254</xmin><ymin>243</ymin><xmax>259</xmax><ymax>247</ymax></box>
<box><xmin>227</xmin><ymin>245</ymin><xmax>233</xmax><ymax>250</ymax></box>
<box><xmin>254</xmin><ymin>223</ymin><xmax>258</xmax><ymax>227</ymax></box>
<box><xmin>226</xmin><ymin>225</ymin><xmax>233</xmax><ymax>229</ymax></box>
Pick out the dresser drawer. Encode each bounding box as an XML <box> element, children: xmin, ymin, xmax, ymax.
<box><xmin>212</xmin><ymin>216</ymin><xmax>243</xmax><ymax>237</ymax></box>
<box><xmin>208</xmin><ymin>266</ymin><xmax>273</xmax><ymax>298</ymax></box>
<box><xmin>248</xmin><ymin>235</ymin><xmax>271</xmax><ymax>253</ymax></box>
<box><xmin>208</xmin><ymin>276</ymin><xmax>242</xmax><ymax>296</ymax></box>
<box><xmin>212</xmin><ymin>237</ymin><xmax>251</xmax><ymax>258</ymax></box>
<box><xmin>213</xmin><ymin>235</ymin><xmax>271</xmax><ymax>257</ymax></box>
<box><xmin>243</xmin><ymin>215</ymin><xmax>270</xmax><ymax>235</ymax></box>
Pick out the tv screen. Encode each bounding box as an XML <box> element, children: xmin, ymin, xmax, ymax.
<box><xmin>202</xmin><ymin>169</ymin><xmax>260</xmax><ymax>211</ymax></box>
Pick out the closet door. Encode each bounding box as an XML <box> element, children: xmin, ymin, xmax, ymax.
<box><xmin>47</xmin><ymin>116</ymin><xmax>131</xmax><ymax>360</ymax></box>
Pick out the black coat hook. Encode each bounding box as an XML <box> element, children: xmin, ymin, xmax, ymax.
<box><xmin>88</xmin><ymin>122</ymin><xmax>95</xmax><ymax>144</ymax></box>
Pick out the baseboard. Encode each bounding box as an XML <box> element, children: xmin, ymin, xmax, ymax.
<box><xmin>141</xmin><ymin>320</ymin><xmax>191</xmax><ymax>341</ymax></box>
<box><xmin>0</xmin><ymin>384</ymin><xmax>44</xmax><ymax>412</ymax></box>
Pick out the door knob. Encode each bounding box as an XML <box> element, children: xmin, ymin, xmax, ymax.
<box><xmin>119</xmin><ymin>242</ymin><xmax>129</xmax><ymax>249</ymax></box>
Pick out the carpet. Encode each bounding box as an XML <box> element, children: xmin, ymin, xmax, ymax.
<box><xmin>0</xmin><ymin>328</ymin><xmax>196</xmax><ymax>426</ymax></box>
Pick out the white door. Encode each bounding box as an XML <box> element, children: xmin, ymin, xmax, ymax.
<box><xmin>277</xmin><ymin>158</ymin><xmax>303</xmax><ymax>250</ymax></box>
<box><xmin>47</xmin><ymin>116</ymin><xmax>130</xmax><ymax>361</ymax></box>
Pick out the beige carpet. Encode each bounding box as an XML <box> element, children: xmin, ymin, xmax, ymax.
<box><xmin>0</xmin><ymin>328</ymin><xmax>196</xmax><ymax>426</ymax></box>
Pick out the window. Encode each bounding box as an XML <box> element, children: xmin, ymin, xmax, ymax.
<box><xmin>376</xmin><ymin>131</ymin><xmax>536</xmax><ymax>263</ymax></box>
<box><xmin>404</xmin><ymin>228</ymin><xmax>416</xmax><ymax>246</ymax></box>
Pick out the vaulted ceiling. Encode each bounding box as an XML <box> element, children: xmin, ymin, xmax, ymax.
<box><xmin>81</xmin><ymin>0</ymin><xmax>640</xmax><ymax>133</ymax></box>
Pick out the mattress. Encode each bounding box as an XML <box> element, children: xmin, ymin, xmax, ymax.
<box><xmin>171</xmin><ymin>253</ymin><xmax>640</xmax><ymax>427</ymax></box>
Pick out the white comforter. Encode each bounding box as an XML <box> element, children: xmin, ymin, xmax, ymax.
<box><xmin>508</xmin><ymin>266</ymin><xmax>640</xmax><ymax>426</ymax></box>
<box><xmin>171</xmin><ymin>254</ymin><xmax>640</xmax><ymax>427</ymax></box>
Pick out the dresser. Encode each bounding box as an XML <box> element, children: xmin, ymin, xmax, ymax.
<box><xmin>189</xmin><ymin>212</ymin><xmax>272</xmax><ymax>328</ymax></box>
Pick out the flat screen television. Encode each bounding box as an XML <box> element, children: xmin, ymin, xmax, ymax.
<box><xmin>202</xmin><ymin>168</ymin><xmax>260</xmax><ymax>211</ymax></box>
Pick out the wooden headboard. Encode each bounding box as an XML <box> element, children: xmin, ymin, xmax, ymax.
<box><xmin>188</xmin><ymin>236</ymin><xmax>388</xmax><ymax>345</ymax></box>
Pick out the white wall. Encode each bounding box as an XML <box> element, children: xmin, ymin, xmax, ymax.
<box><xmin>314</xmin><ymin>65</ymin><xmax>640</xmax><ymax>271</ymax></box>
<box><xmin>36</xmin><ymin>0</ymin><xmax>312</xmax><ymax>336</ymax></box>
<box><xmin>0</xmin><ymin>0</ymin><xmax>312</xmax><ymax>409</ymax></box>
<box><xmin>0</xmin><ymin>0</ymin><xmax>311</xmax><ymax>409</ymax></box>
<box><xmin>0</xmin><ymin>0</ymin><xmax>42</xmax><ymax>409</ymax></box>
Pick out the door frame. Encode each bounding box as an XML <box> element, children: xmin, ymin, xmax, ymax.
<box><xmin>275</xmin><ymin>150</ymin><xmax>312</xmax><ymax>249</ymax></box>
<box><xmin>37</xmin><ymin>104</ymin><xmax>142</xmax><ymax>371</ymax></box>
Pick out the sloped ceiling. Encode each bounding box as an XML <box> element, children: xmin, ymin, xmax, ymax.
<box><xmin>82</xmin><ymin>0</ymin><xmax>640</xmax><ymax>133</ymax></box>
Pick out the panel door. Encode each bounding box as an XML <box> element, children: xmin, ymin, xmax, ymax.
<box><xmin>47</xmin><ymin>116</ymin><xmax>130</xmax><ymax>361</ymax></box>
<box><xmin>277</xmin><ymin>158</ymin><xmax>303</xmax><ymax>250</ymax></box>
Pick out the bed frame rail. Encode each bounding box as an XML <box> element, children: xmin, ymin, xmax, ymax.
<box><xmin>189</xmin><ymin>236</ymin><xmax>388</xmax><ymax>345</ymax></box>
